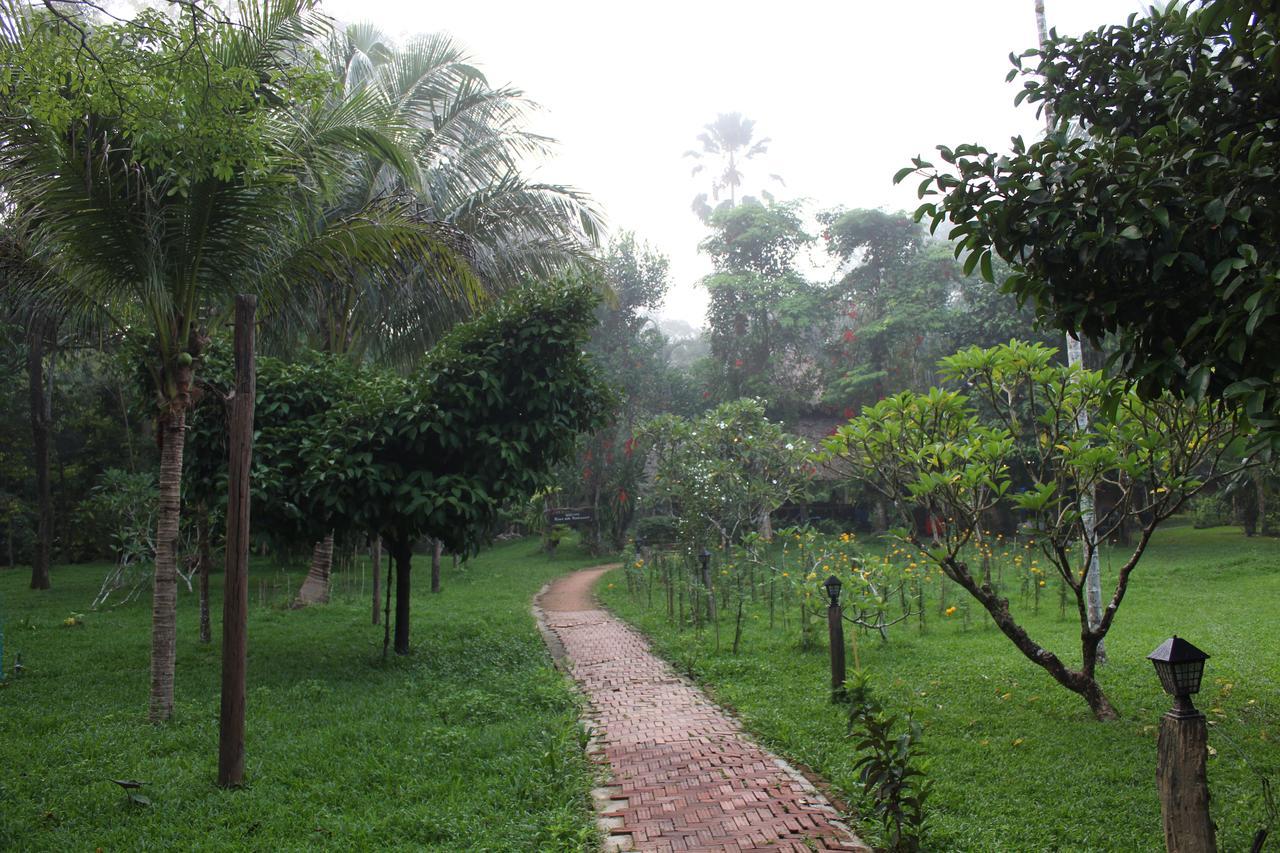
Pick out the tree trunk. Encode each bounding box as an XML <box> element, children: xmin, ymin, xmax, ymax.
<box><xmin>945</xmin><ymin>555</ymin><xmax>1118</xmax><ymax>720</ymax></box>
<box><xmin>391</xmin><ymin>538</ymin><xmax>412</xmax><ymax>655</ymax></box>
<box><xmin>148</xmin><ymin>407</ymin><xmax>187</xmax><ymax>723</ymax></box>
<box><xmin>370</xmin><ymin>537</ymin><xmax>382</xmax><ymax>625</ymax></box>
<box><xmin>871</xmin><ymin>500</ymin><xmax>887</xmax><ymax>534</ymax></box>
<box><xmin>218</xmin><ymin>295</ymin><xmax>256</xmax><ymax>787</ymax></box>
<box><xmin>430</xmin><ymin>538</ymin><xmax>442</xmax><ymax>594</ymax></box>
<box><xmin>26</xmin><ymin>316</ymin><xmax>51</xmax><ymax>590</ymax></box>
<box><xmin>198</xmin><ymin>504</ymin><xmax>212</xmax><ymax>644</ymax></box>
<box><xmin>294</xmin><ymin>532</ymin><xmax>334</xmax><ymax>606</ymax></box>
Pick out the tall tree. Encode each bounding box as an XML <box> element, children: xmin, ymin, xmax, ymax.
<box><xmin>700</xmin><ymin>199</ymin><xmax>816</xmax><ymax>416</ymax></box>
<box><xmin>0</xmin><ymin>0</ymin><xmax>472</xmax><ymax>721</ymax></box>
<box><xmin>685</xmin><ymin>113</ymin><xmax>781</xmax><ymax>220</ymax></box>
<box><xmin>903</xmin><ymin>1</ymin><xmax>1280</xmax><ymax>445</ymax></box>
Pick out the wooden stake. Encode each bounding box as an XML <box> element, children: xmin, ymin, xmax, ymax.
<box><xmin>218</xmin><ymin>295</ymin><xmax>256</xmax><ymax>788</ymax></box>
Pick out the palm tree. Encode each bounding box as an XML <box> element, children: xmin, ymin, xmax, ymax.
<box><xmin>274</xmin><ymin>24</ymin><xmax>604</xmax><ymax>600</ymax></box>
<box><xmin>0</xmin><ymin>0</ymin><xmax>474</xmax><ymax>721</ymax></box>
<box><xmin>685</xmin><ymin>112</ymin><xmax>781</xmax><ymax>219</ymax></box>
<box><xmin>273</xmin><ymin>24</ymin><xmax>603</xmax><ymax>368</ymax></box>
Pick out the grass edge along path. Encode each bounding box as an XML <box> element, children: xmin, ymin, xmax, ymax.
<box><xmin>0</xmin><ymin>537</ymin><xmax>605</xmax><ymax>851</ymax></box>
<box><xmin>598</xmin><ymin>525</ymin><xmax>1280</xmax><ymax>852</ymax></box>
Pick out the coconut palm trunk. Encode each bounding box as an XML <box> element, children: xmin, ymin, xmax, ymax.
<box><xmin>149</xmin><ymin>408</ymin><xmax>187</xmax><ymax>723</ymax></box>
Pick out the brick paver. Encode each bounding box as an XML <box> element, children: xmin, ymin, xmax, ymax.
<box><xmin>536</xmin><ymin>566</ymin><xmax>868</xmax><ymax>853</ymax></box>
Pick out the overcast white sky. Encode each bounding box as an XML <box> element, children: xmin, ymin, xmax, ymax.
<box><xmin>323</xmin><ymin>0</ymin><xmax>1146</xmax><ymax>326</ymax></box>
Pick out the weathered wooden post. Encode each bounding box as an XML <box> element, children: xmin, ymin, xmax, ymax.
<box><xmin>1148</xmin><ymin>636</ymin><xmax>1216</xmax><ymax>853</ymax></box>
<box><xmin>218</xmin><ymin>295</ymin><xmax>256</xmax><ymax>788</ymax></box>
<box><xmin>698</xmin><ymin>547</ymin><xmax>716</xmax><ymax>621</ymax></box>
<box><xmin>823</xmin><ymin>574</ymin><xmax>846</xmax><ymax>702</ymax></box>
<box><xmin>370</xmin><ymin>537</ymin><xmax>381</xmax><ymax>626</ymax></box>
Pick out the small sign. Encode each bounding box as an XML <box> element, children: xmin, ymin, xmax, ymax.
<box><xmin>548</xmin><ymin>507</ymin><xmax>595</xmax><ymax>525</ymax></box>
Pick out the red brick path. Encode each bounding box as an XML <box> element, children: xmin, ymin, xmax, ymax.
<box><xmin>536</xmin><ymin>566</ymin><xmax>868</xmax><ymax>853</ymax></box>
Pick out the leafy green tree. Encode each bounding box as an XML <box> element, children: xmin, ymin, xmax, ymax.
<box><xmin>823</xmin><ymin>342</ymin><xmax>1246</xmax><ymax>719</ymax></box>
<box><xmin>903</xmin><ymin>2</ymin><xmax>1280</xmax><ymax>445</ymax></box>
<box><xmin>700</xmin><ymin>199</ymin><xmax>817</xmax><ymax>416</ymax></box>
<box><xmin>558</xmin><ymin>234</ymin><xmax>675</xmax><ymax>552</ymax></box>
<box><xmin>0</xmin><ymin>0</ymin><xmax>471</xmax><ymax>721</ymax></box>
<box><xmin>639</xmin><ymin>399</ymin><xmax>811</xmax><ymax>547</ymax></box>
<box><xmin>188</xmin><ymin>281</ymin><xmax>612</xmax><ymax>655</ymax></box>
<box><xmin>818</xmin><ymin>209</ymin><xmax>1052</xmax><ymax>413</ymax></box>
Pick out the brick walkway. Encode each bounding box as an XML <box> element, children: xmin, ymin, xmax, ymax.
<box><xmin>536</xmin><ymin>566</ymin><xmax>867</xmax><ymax>853</ymax></box>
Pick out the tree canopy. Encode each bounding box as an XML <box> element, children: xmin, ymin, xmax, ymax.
<box><xmin>904</xmin><ymin>1</ymin><xmax>1280</xmax><ymax>444</ymax></box>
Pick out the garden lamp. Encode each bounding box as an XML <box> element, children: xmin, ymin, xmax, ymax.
<box><xmin>1147</xmin><ymin>635</ymin><xmax>1209</xmax><ymax>718</ymax></box>
<box><xmin>823</xmin><ymin>574</ymin><xmax>842</xmax><ymax>606</ymax></box>
<box><xmin>698</xmin><ymin>548</ymin><xmax>710</xmax><ymax>573</ymax></box>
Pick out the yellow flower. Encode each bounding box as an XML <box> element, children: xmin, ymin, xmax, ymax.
<box><xmin>1039</xmin><ymin>580</ymin><xmax>1046</xmax><ymax>587</ymax></box>
<box><xmin>806</xmin><ymin>572</ymin><xmax>817</xmax><ymax>581</ymax></box>
<box><xmin>634</xmin><ymin>560</ymin><xmax>644</xmax><ymax>568</ymax></box>
<box><xmin>781</xmin><ymin>571</ymin><xmax>790</xmax><ymax>578</ymax></box>
<box><xmin>945</xmin><ymin>606</ymin><xmax>957</xmax><ymax>616</ymax></box>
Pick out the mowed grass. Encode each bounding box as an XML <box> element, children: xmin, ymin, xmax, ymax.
<box><xmin>599</xmin><ymin>525</ymin><xmax>1280</xmax><ymax>852</ymax></box>
<box><xmin>0</xmin><ymin>537</ymin><xmax>606</xmax><ymax>851</ymax></box>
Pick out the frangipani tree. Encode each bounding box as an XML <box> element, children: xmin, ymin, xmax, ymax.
<box><xmin>640</xmin><ymin>399</ymin><xmax>811</xmax><ymax>548</ymax></box>
<box><xmin>823</xmin><ymin>342</ymin><xmax>1246</xmax><ymax>720</ymax></box>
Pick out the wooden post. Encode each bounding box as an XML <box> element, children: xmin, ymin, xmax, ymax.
<box><xmin>1157</xmin><ymin>712</ymin><xmax>1217</xmax><ymax>853</ymax></box>
<box><xmin>218</xmin><ymin>295</ymin><xmax>256</xmax><ymax>788</ymax></box>
<box><xmin>430</xmin><ymin>538</ymin><xmax>442</xmax><ymax>593</ymax></box>
<box><xmin>370</xmin><ymin>537</ymin><xmax>382</xmax><ymax>626</ymax></box>
<box><xmin>828</xmin><ymin>602</ymin><xmax>846</xmax><ymax>702</ymax></box>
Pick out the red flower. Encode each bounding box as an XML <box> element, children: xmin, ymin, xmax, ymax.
<box><xmin>618</xmin><ymin>488</ymin><xmax>629</xmax><ymax>504</ymax></box>
<box><xmin>842</xmin><ymin>329</ymin><xmax>855</xmax><ymax>343</ymax></box>
<box><xmin>734</xmin><ymin>358</ymin><xmax>744</xmax><ymax>368</ymax></box>
<box><xmin>843</xmin><ymin>407</ymin><xmax>854</xmax><ymax>419</ymax></box>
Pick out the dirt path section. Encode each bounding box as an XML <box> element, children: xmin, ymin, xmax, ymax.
<box><xmin>536</xmin><ymin>566</ymin><xmax>868</xmax><ymax>853</ymax></box>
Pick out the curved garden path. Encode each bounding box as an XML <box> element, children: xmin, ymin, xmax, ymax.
<box><xmin>535</xmin><ymin>565</ymin><xmax>868</xmax><ymax>853</ymax></box>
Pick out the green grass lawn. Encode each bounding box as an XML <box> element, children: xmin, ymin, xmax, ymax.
<box><xmin>0</xmin><ymin>537</ymin><xmax>606</xmax><ymax>851</ymax></box>
<box><xmin>599</xmin><ymin>525</ymin><xmax>1280</xmax><ymax>852</ymax></box>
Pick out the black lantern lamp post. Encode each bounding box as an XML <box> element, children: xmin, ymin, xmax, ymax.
<box><xmin>823</xmin><ymin>574</ymin><xmax>843</xmax><ymax>606</ymax></box>
<box><xmin>1148</xmin><ymin>635</ymin><xmax>1210</xmax><ymax>719</ymax></box>
<box><xmin>824</xmin><ymin>574</ymin><xmax>846</xmax><ymax>702</ymax></box>
<box><xmin>1148</xmin><ymin>635</ymin><xmax>1217</xmax><ymax>852</ymax></box>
